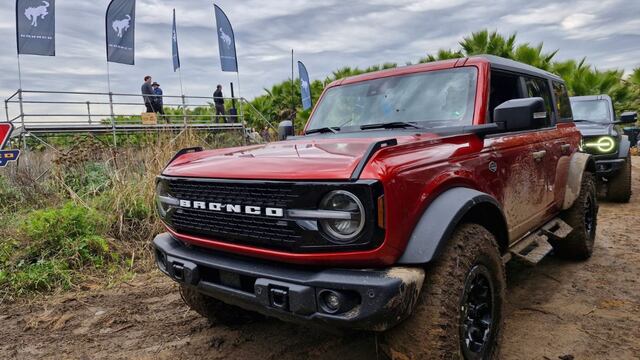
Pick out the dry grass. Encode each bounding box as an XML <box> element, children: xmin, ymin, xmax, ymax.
<box><xmin>0</xmin><ymin>129</ymin><xmax>244</xmax><ymax>299</ymax></box>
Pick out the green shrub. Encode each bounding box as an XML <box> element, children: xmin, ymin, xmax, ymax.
<box><xmin>1</xmin><ymin>260</ymin><xmax>72</xmax><ymax>295</ymax></box>
<box><xmin>0</xmin><ymin>238</ymin><xmax>19</xmax><ymax>267</ymax></box>
<box><xmin>0</xmin><ymin>204</ymin><xmax>115</xmax><ymax>298</ymax></box>
<box><xmin>23</xmin><ymin>203</ymin><xmax>105</xmax><ymax>244</ymax></box>
<box><xmin>21</xmin><ymin>203</ymin><xmax>109</xmax><ymax>268</ymax></box>
<box><xmin>63</xmin><ymin>162</ymin><xmax>112</xmax><ymax>197</ymax></box>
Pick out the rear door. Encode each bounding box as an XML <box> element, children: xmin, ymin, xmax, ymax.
<box><xmin>522</xmin><ymin>75</ymin><xmax>562</xmax><ymax>214</ymax></box>
<box><xmin>550</xmin><ymin>81</ymin><xmax>578</xmax><ymax>209</ymax></box>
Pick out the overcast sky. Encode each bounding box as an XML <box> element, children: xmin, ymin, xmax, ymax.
<box><xmin>1</xmin><ymin>0</ymin><xmax>639</xmax><ymax>105</ymax></box>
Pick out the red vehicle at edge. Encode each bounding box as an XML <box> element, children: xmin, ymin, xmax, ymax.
<box><xmin>154</xmin><ymin>55</ymin><xmax>597</xmax><ymax>359</ymax></box>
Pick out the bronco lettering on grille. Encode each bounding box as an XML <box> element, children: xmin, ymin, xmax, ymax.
<box><xmin>179</xmin><ymin>200</ymin><xmax>284</xmax><ymax>218</ymax></box>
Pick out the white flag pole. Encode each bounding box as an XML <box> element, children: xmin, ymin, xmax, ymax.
<box><xmin>17</xmin><ymin>55</ymin><xmax>23</xmax><ymax>90</ymax></box>
<box><xmin>178</xmin><ymin>67</ymin><xmax>185</xmax><ymax>96</ymax></box>
<box><xmin>106</xmin><ymin>61</ymin><xmax>112</xmax><ymax>94</ymax></box>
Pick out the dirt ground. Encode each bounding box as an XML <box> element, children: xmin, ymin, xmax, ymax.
<box><xmin>2</xmin><ymin>159</ymin><xmax>640</xmax><ymax>360</ymax></box>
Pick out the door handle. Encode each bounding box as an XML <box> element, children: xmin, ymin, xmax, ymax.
<box><xmin>561</xmin><ymin>144</ymin><xmax>571</xmax><ymax>154</ymax></box>
<box><xmin>532</xmin><ymin>150</ymin><xmax>547</xmax><ymax>162</ymax></box>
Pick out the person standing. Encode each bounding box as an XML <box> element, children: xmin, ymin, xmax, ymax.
<box><xmin>152</xmin><ymin>82</ymin><xmax>166</xmax><ymax>122</ymax></box>
<box><xmin>141</xmin><ymin>76</ymin><xmax>155</xmax><ymax>113</ymax></box>
<box><xmin>213</xmin><ymin>84</ymin><xmax>226</xmax><ymax>123</ymax></box>
<box><xmin>261</xmin><ymin>126</ymin><xmax>271</xmax><ymax>142</ymax></box>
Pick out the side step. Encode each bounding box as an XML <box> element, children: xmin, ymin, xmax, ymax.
<box><xmin>509</xmin><ymin>218</ymin><xmax>573</xmax><ymax>266</ymax></box>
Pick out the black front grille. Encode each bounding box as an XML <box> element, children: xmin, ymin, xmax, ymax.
<box><xmin>168</xmin><ymin>181</ymin><xmax>298</xmax><ymax>209</ymax></box>
<box><xmin>168</xmin><ymin>180</ymin><xmax>301</xmax><ymax>250</ymax></box>
<box><xmin>172</xmin><ymin>208</ymin><xmax>302</xmax><ymax>246</ymax></box>
<box><xmin>161</xmin><ymin>177</ymin><xmax>384</xmax><ymax>253</ymax></box>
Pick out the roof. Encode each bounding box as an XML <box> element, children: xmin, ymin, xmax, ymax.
<box><xmin>329</xmin><ymin>54</ymin><xmax>564</xmax><ymax>88</ymax></box>
<box><xmin>473</xmin><ymin>54</ymin><xmax>563</xmax><ymax>81</ymax></box>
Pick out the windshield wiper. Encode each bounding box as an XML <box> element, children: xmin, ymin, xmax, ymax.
<box><xmin>574</xmin><ymin>119</ymin><xmax>610</xmax><ymax>124</ymax></box>
<box><xmin>360</xmin><ymin>122</ymin><xmax>424</xmax><ymax>130</ymax></box>
<box><xmin>305</xmin><ymin>126</ymin><xmax>340</xmax><ymax>135</ymax></box>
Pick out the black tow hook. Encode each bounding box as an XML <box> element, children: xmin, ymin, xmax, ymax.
<box><xmin>269</xmin><ymin>287</ymin><xmax>290</xmax><ymax>311</ymax></box>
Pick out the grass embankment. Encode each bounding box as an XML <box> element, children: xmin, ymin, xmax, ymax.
<box><xmin>0</xmin><ymin>130</ymin><xmax>243</xmax><ymax>302</ymax></box>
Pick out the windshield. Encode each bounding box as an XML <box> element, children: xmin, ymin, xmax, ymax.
<box><xmin>570</xmin><ymin>100</ymin><xmax>612</xmax><ymax>123</ymax></box>
<box><xmin>306</xmin><ymin>67</ymin><xmax>478</xmax><ymax>132</ymax></box>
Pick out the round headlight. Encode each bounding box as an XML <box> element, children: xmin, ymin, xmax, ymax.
<box><xmin>156</xmin><ymin>181</ymin><xmax>177</xmax><ymax>219</ymax></box>
<box><xmin>319</xmin><ymin>191</ymin><xmax>365</xmax><ymax>243</ymax></box>
<box><xmin>595</xmin><ymin>137</ymin><xmax>615</xmax><ymax>153</ymax></box>
<box><xmin>583</xmin><ymin>136</ymin><xmax>616</xmax><ymax>153</ymax></box>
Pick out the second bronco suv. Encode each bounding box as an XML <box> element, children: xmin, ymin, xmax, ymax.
<box><xmin>570</xmin><ymin>95</ymin><xmax>637</xmax><ymax>202</ymax></box>
<box><xmin>154</xmin><ymin>55</ymin><xmax>597</xmax><ymax>359</ymax></box>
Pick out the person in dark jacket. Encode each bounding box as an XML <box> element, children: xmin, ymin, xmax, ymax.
<box><xmin>141</xmin><ymin>76</ymin><xmax>155</xmax><ymax>113</ymax></box>
<box><xmin>152</xmin><ymin>82</ymin><xmax>166</xmax><ymax>121</ymax></box>
<box><xmin>213</xmin><ymin>84</ymin><xmax>226</xmax><ymax>123</ymax></box>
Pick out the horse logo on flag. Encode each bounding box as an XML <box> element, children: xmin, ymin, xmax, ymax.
<box><xmin>219</xmin><ymin>28</ymin><xmax>232</xmax><ymax>48</ymax></box>
<box><xmin>24</xmin><ymin>1</ymin><xmax>50</xmax><ymax>27</ymax></box>
<box><xmin>301</xmin><ymin>79</ymin><xmax>310</xmax><ymax>92</ymax></box>
<box><xmin>112</xmin><ymin>15</ymin><xmax>132</xmax><ymax>38</ymax></box>
<box><xmin>0</xmin><ymin>123</ymin><xmax>20</xmax><ymax>167</ymax></box>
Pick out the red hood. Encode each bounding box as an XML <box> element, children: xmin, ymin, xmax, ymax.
<box><xmin>162</xmin><ymin>134</ymin><xmax>437</xmax><ymax>180</ymax></box>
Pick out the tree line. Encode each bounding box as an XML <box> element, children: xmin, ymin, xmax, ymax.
<box><xmin>162</xmin><ymin>30</ymin><xmax>640</xmax><ymax>132</ymax></box>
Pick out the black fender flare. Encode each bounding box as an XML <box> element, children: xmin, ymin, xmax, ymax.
<box><xmin>397</xmin><ymin>187</ymin><xmax>508</xmax><ymax>265</ymax></box>
<box><xmin>618</xmin><ymin>135</ymin><xmax>631</xmax><ymax>159</ymax></box>
<box><xmin>562</xmin><ymin>152</ymin><xmax>597</xmax><ymax>210</ymax></box>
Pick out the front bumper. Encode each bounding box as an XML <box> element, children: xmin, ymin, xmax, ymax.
<box><xmin>153</xmin><ymin>233</ymin><xmax>424</xmax><ymax>331</ymax></box>
<box><xmin>594</xmin><ymin>157</ymin><xmax>626</xmax><ymax>177</ymax></box>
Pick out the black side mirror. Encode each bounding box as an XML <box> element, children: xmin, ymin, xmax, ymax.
<box><xmin>619</xmin><ymin>111</ymin><xmax>638</xmax><ymax>124</ymax></box>
<box><xmin>278</xmin><ymin>120</ymin><xmax>294</xmax><ymax>140</ymax></box>
<box><xmin>494</xmin><ymin>97</ymin><xmax>547</xmax><ymax>132</ymax></box>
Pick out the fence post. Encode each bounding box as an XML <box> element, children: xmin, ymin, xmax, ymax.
<box><xmin>108</xmin><ymin>92</ymin><xmax>117</xmax><ymax>148</ymax></box>
<box><xmin>4</xmin><ymin>99</ymin><xmax>9</xmax><ymax>123</ymax></box>
<box><xmin>18</xmin><ymin>89</ymin><xmax>27</xmax><ymax>151</ymax></box>
<box><xmin>181</xmin><ymin>95</ymin><xmax>187</xmax><ymax>126</ymax></box>
<box><xmin>86</xmin><ymin>101</ymin><xmax>92</xmax><ymax>125</ymax></box>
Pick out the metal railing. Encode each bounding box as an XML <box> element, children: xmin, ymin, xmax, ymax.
<box><xmin>4</xmin><ymin>89</ymin><xmax>277</xmax><ymax>150</ymax></box>
<box><xmin>5</xmin><ymin>89</ymin><xmax>246</xmax><ymax>126</ymax></box>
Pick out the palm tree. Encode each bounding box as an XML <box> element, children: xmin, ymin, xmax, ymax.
<box><xmin>513</xmin><ymin>43</ymin><xmax>557</xmax><ymax>71</ymax></box>
<box><xmin>419</xmin><ymin>49</ymin><xmax>463</xmax><ymax>63</ymax></box>
<box><xmin>421</xmin><ymin>30</ymin><xmax>558</xmax><ymax>71</ymax></box>
<box><xmin>459</xmin><ymin>30</ymin><xmax>517</xmax><ymax>58</ymax></box>
<box><xmin>629</xmin><ymin>68</ymin><xmax>640</xmax><ymax>88</ymax></box>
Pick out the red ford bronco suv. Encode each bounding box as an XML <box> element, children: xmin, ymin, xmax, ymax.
<box><xmin>154</xmin><ymin>55</ymin><xmax>597</xmax><ymax>359</ymax></box>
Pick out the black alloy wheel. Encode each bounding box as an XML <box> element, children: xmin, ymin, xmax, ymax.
<box><xmin>460</xmin><ymin>264</ymin><xmax>497</xmax><ymax>360</ymax></box>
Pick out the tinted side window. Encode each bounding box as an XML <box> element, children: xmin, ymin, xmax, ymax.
<box><xmin>552</xmin><ymin>81</ymin><xmax>573</xmax><ymax>121</ymax></box>
<box><xmin>488</xmin><ymin>70</ymin><xmax>522</xmax><ymax>122</ymax></box>
<box><xmin>524</xmin><ymin>77</ymin><xmax>554</xmax><ymax>126</ymax></box>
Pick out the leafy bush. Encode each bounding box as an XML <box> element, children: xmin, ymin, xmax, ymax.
<box><xmin>0</xmin><ymin>203</ymin><xmax>114</xmax><ymax>299</ymax></box>
<box><xmin>62</xmin><ymin>162</ymin><xmax>112</xmax><ymax>197</ymax></box>
<box><xmin>21</xmin><ymin>203</ymin><xmax>110</xmax><ymax>266</ymax></box>
<box><xmin>0</xmin><ymin>260</ymin><xmax>73</xmax><ymax>295</ymax></box>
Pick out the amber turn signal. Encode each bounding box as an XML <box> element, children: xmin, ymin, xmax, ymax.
<box><xmin>377</xmin><ymin>195</ymin><xmax>385</xmax><ymax>229</ymax></box>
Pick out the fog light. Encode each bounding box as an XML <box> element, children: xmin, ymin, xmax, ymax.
<box><xmin>326</xmin><ymin>293</ymin><xmax>340</xmax><ymax>310</ymax></box>
<box><xmin>319</xmin><ymin>290</ymin><xmax>343</xmax><ymax>314</ymax></box>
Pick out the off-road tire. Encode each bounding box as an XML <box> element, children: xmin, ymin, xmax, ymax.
<box><xmin>606</xmin><ymin>154</ymin><xmax>632</xmax><ymax>203</ymax></box>
<box><xmin>383</xmin><ymin>223</ymin><xmax>505</xmax><ymax>360</ymax></box>
<box><xmin>179</xmin><ymin>285</ymin><xmax>263</xmax><ymax>326</ymax></box>
<box><xmin>555</xmin><ymin>172</ymin><xmax>598</xmax><ymax>260</ymax></box>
